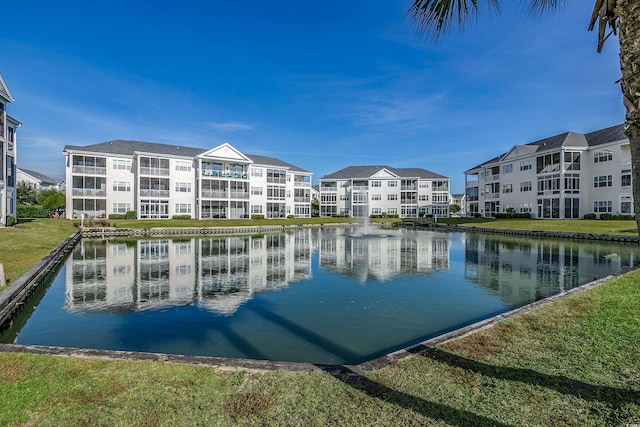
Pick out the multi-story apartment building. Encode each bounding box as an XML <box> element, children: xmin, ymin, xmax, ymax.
<box><xmin>0</xmin><ymin>74</ymin><xmax>20</xmax><ymax>227</ymax></box>
<box><xmin>319</xmin><ymin>165</ymin><xmax>450</xmax><ymax>218</ymax></box>
<box><xmin>17</xmin><ymin>168</ymin><xmax>64</xmax><ymax>192</ymax></box>
<box><xmin>63</xmin><ymin>140</ymin><xmax>312</xmax><ymax>220</ymax></box>
<box><xmin>464</xmin><ymin>124</ymin><xmax>631</xmax><ymax>219</ymax></box>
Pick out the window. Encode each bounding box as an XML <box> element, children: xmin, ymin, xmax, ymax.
<box><xmin>621</xmin><ymin>197</ymin><xmax>632</xmax><ymax>214</ymax></box>
<box><xmin>175</xmin><ymin>203</ymin><xmax>191</xmax><ymax>214</ymax></box>
<box><xmin>564</xmin><ymin>152</ymin><xmax>581</xmax><ymax>170</ymax></box>
<box><xmin>371</xmin><ymin>208</ymin><xmax>381</xmax><ymax>215</ymax></box>
<box><xmin>340</xmin><ymin>194</ymin><xmax>349</xmax><ymax>201</ymax></box>
<box><xmin>593</xmin><ymin>175</ymin><xmax>613</xmax><ymax>188</ymax></box>
<box><xmin>112</xmin><ymin>181</ymin><xmax>131</xmax><ymax>192</ymax></box>
<box><xmin>371</xmin><ymin>194</ymin><xmax>381</xmax><ymax>201</ymax></box>
<box><xmin>112</xmin><ymin>203</ymin><xmax>131</xmax><ymax>214</ymax></box>
<box><xmin>537</xmin><ymin>175</ymin><xmax>560</xmax><ymax>194</ymax></box>
<box><xmin>419</xmin><ymin>195</ymin><xmax>427</xmax><ymax>201</ymax></box>
<box><xmin>175</xmin><ymin>160</ymin><xmax>191</xmax><ymax>171</ymax></box>
<box><xmin>520</xmin><ymin>160</ymin><xmax>532</xmax><ymax>171</ymax></box>
<box><xmin>622</xmin><ymin>170</ymin><xmax>632</xmax><ymax>187</ymax></box>
<box><xmin>321</xmin><ymin>193</ymin><xmax>337</xmax><ymax>203</ymax></box>
<box><xmin>594</xmin><ymin>201</ymin><xmax>612</xmax><ymax>213</ymax></box>
<box><xmin>594</xmin><ymin>150</ymin><xmax>613</xmax><ymax>163</ymax></box>
<box><xmin>419</xmin><ymin>181</ymin><xmax>428</xmax><ymax>188</ymax></box>
<box><xmin>387</xmin><ymin>194</ymin><xmax>397</xmax><ymax>201</ymax></box>
<box><xmin>536</xmin><ymin>153</ymin><xmax>560</xmax><ymax>173</ymax></box>
<box><xmin>371</xmin><ymin>180</ymin><xmax>381</xmax><ymax>187</ymax></box>
<box><xmin>251</xmin><ymin>205</ymin><xmax>263</xmax><ymax>214</ymax></box>
<box><xmin>503</xmin><ymin>164</ymin><xmax>513</xmax><ymax>174</ymax></box>
<box><xmin>113</xmin><ymin>159</ymin><xmax>131</xmax><ymax>170</ymax></box>
<box><xmin>502</xmin><ymin>184</ymin><xmax>513</xmax><ymax>193</ymax></box>
<box><xmin>175</xmin><ymin>182</ymin><xmax>192</xmax><ymax>192</ymax></box>
<box><xmin>564</xmin><ymin>174</ymin><xmax>580</xmax><ymax>194</ymax></box>
<box><xmin>251</xmin><ymin>168</ymin><xmax>263</xmax><ymax>177</ymax></box>
<box><xmin>388</xmin><ymin>180</ymin><xmax>397</xmax><ymax>187</ymax></box>
<box><xmin>251</xmin><ymin>186</ymin><xmax>263</xmax><ymax>195</ymax></box>
<box><xmin>388</xmin><ymin>208</ymin><xmax>397</xmax><ymax>214</ymax></box>
<box><xmin>520</xmin><ymin>181</ymin><xmax>532</xmax><ymax>192</ymax></box>
<box><xmin>519</xmin><ymin>203</ymin><xmax>532</xmax><ymax>213</ymax></box>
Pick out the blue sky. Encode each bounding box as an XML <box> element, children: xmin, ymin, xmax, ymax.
<box><xmin>1</xmin><ymin>0</ymin><xmax>623</xmax><ymax>192</ymax></box>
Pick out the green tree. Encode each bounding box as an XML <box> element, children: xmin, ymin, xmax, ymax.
<box><xmin>42</xmin><ymin>192</ymin><xmax>66</xmax><ymax>217</ymax></box>
<box><xmin>36</xmin><ymin>188</ymin><xmax>62</xmax><ymax>205</ymax></box>
<box><xmin>449</xmin><ymin>204</ymin><xmax>461</xmax><ymax>214</ymax></box>
<box><xmin>311</xmin><ymin>196</ymin><xmax>320</xmax><ymax>217</ymax></box>
<box><xmin>409</xmin><ymin>0</ymin><xmax>640</xmax><ymax>234</ymax></box>
<box><xmin>16</xmin><ymin>182</ymin><xmax>38</xmax><ymax>205</ymax></box>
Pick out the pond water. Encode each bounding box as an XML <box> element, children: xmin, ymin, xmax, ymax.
<box><xmin>2</xmin><ymin>227</ymin><xmax>639</xmax><ymax>365</ymax></box>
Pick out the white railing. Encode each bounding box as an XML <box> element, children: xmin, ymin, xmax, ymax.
<box><xmin>229</xmin><ymin>191</ymin><xmax>250</xmax><ymax>199</ymax></box>
<box><xmin>201</xmin><ymin>190</ymin><xmax>227</xmax><ymax>199</ymax></box>
<box><xmin>466</xmin><ymin>179</ymin><xmax>479</xmax><ymax>187</ymax></box>
<box><xmin>483</xmin><ymin>174</ymin><xmax>500</xmax><ymax>182</ymax></box>
<box><xmin>72</xmin><ymin>188</ymin><xmax>106</xmax><ymax>197</ymax></box>
<box><xmin>139</xmin><ymin>167</ymin><xmax>170</xmax><ymax>176</ymax></box>
<box><xmin>139</xmin><ymin>189</ymin><xmax>170</xmax><ymax>197</ymax></box>
<box><xmin>294</xmin><ymin>181</ymin><xmax>311</xmax><ymax>187</ymax></box>
<box><xmin>485</xmin><ymin>192</ymin><xmax>500</xmax><ymax>200</ymax></box>
<box><xmin>72</xmin><ymin>166</ymin><xmax>106</xmax><ymax>175</ymax></box>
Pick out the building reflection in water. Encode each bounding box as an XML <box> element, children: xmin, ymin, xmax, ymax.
<box><xmin>65</xmin><ymin>228</ymin><xmax>452</xmax><ymax>315</ymax></box>
<box><xmin>464</xmin><ymin>234</ymin><xmax>637</xmax><ymax>307</ymax></box>
<box><xmin>65</xmin><ymin>228</ymin><xmax>638</xmax><ymax>316</ymax></box>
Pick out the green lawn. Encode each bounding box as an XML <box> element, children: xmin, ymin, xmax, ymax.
<box><xmin>439</xmin><ymin>217</ymin><xmax>638</xmax><ymax>235</ymax></box>
<box><xmin>0</xmin><ymin>219</ymin><xmax>77</xmax><ymax>289</ymax></box>
<box><xmin>1</xmin><ymin>217</ymin><xmax>639</xmax><ymax>425</ymax></box>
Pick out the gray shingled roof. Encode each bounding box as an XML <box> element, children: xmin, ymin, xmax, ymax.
<box><xmin>465</xmin><ymin>123</ymin><xmax>626</xmax><ymax>173</ymax></box>
<box><xmin>320</xmin><ymin>165</ymin><xmax>447</xmax><ymax>180</ymax></box>
<box><xmin>63</xmin><ymin>140</ymin><xmax>310</xmax><ymax>173</ymax></box>
<box><xmin>18</xmin><ymin>168</ymin><xmax>59</xmax><ymax>185</ymax></box>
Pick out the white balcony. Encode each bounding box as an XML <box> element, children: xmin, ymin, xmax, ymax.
<box><xmin>140</xmin><ymin>167</ymin><xmax>170</xmax><ymax>177</ymax></box>
<box><xmin>72</xmin><ymin>188</ymin><xmax>106</xmax><ymax>197</ymax></box>
<box><xmin>139</xmin><ymin>189</ymin><xmax>170</xmax><ymax>198</ymax></box>
<box><xmin>72</xmin><ymin>166</ymin><xmax>106</xmax><ymax>175</ymax></box>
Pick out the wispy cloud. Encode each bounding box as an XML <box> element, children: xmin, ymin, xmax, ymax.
<box><xmin>204</xmin><ymin>122</ymin><xmax>255</xmax><ymax>132</ymax></box>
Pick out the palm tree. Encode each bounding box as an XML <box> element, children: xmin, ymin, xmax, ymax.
<box><xmin>409</xmin><ymin>0</ymin><xmax>640</xmax><ymax>233</ymax></box>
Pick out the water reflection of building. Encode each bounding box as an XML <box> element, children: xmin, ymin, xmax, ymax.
<box><xmin>318</xmin><ymin>230</ymin><xmax>449</xmax><ymax>282</ymax></box>
<box><xmin>464</xmin><ymin>234</ymin><xmax>638</xmax><ymax>307</ymax></box>
<box><xmin>65</xmin><ymin>231</ymin><xmax>313</xmax><ymax>315</ymax></box>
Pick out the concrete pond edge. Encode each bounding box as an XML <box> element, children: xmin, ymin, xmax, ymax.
<box><xmin>0</xmin><ymin>224</ymin><xmax>636</xmax><ymax>374</ymax></box>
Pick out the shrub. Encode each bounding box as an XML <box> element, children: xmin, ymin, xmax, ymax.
<box><xmin>6</xmin><ymin>216</ymin><xmax>16</xmax><ymax>226</ymax></box>
<box><xmin>599</xmin><ymin>213</ymin><xmax>614</xmax><ymax>220</ymax></box>
<box><xmin>17</xmin><ymin>204</ymin><xmax>52</xmax><ymax>218</ymax></box>
<box><xmin>109</xmin><ymin>214</ymin><xmax>126</xmax><ymax>220</ymax></box>
<box><xmin>172</xmin><ymin>215</ymin><xmax>192</xmax><ymax>220</ymax></box>
<box><xmin>125</xmin><ymin>210</ymin><xmax>137</xmax><ymax>219</ymax></box>
<box><xmin>583</xmin><ymin>213</ymin><xmax>597</xmax><ymax>220</ymax></box>
<box><xmin>287</xmin><ymin>214</ymin><xmax>295</xmax><ymax>219</ymax></box>
<box><xmin>251</xmin><ymin>214</ymin><xmax>265</xmax><ymax>220</ymax></box>
<box><xmin>94</xmin><ymin>218</ymin><xmax>111</xmax><ymax>227</ymax></box>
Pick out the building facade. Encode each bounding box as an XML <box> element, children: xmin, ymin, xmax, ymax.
<box><xmin>17</xmin><ymin>168</ymin><xmax>64</xmax><ymax>192</ymax></box>
<box><xmin>464</xmin><ymin>124</ymin><xmax>631</xmax><ymax>219</ymax></box>
<box><xmin>319</xmin><ymin>166</ymin><xmax>450</xmax><ymax>218</ymax></box>
<box><xmin>0</xmin><ymin>74</ymin><xmax>20</xmax><ymax>227</ymax></box>
<box><xmin>63</xmin><ymin>140</ymin><xmax>312</xmax><ymax>220</ymax></box>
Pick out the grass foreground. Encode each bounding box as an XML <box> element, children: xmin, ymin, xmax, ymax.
<box><xmin>0</xmin><ymin>217</ymin><xmax>639</xmax><ymax>425</ymax></box>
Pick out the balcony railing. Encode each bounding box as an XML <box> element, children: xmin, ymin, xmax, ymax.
<box><xmin>294</xmin><ymin>181</ymin><xmax>311</xmax><ymax>187</ymax></box>
<box><xmin>466</xmin><ymin>179</ymin><xmax>479</xmax><ymax>187</ymax></box>
<box><xmin>201</xmin><ymin>190</ymin><xmax>227</xmax><ymax>199</ymax></box>
<box><xmin>485</xmin><ymin>192</ymin><xmax>500</xmax><ymax>200</ymax></box>
<box><xmin>229</xmin><ymin>191</ymin><xmax>250</xmax><ymax>199</ymax></box>
<box><xmin>139</xmin><ymin>189</ymin><xmax>170</xmax><ymax>198</ymax></box>
<box><xmin>483</xmin><ymin>174</ymin><xmax>500</xmax><ymax>182</ymax></box>
<box><xmin>401</xmin><ymin>199</ymin><xmax>417</xmax><ymax>204</ymax></box>
<box><xmin>139</xmin><ymin>167</ymin><xmax>170</xmax><ymax>176</ymax></box>
<box><xmin>72</xmin><ymin>166</ymin><xmax>106</xmax><ymax>175</ymax></box>
<box><xmin>72</xmin><ymin>188</ymin><xmax>106</xmax><ymax>197</ymax></box>
<box><xmin>294</xmin><ymin>197</ymin><xmax>308</xmax><ymax>203</ymax></box>
<box><xmin>401</xmin><ymin>185</ymin><xmax>417</xmax><ymax>191</ymax></box>
<box><xmin>202</xmin><ymin>170</ymin><xmax>248</xmax><ymax>179</ymax></box>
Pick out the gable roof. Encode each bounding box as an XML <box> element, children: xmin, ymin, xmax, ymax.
<box><xmin>63</xmin><ymin>140</ymin><xmax>309</xmax><ymax>173</ymax></box>
<box><xmin>464</xmin><ymin>123</ymin><xmax>627</xmax><ymax>173</ymax></box>
<box><xmin>0</xmin><ymin>73</ymin><xmax>14</xmax><ymax>103</ymax></box>
<box><xmin>320</xmin><ymin>165</ymin><xmax>447</xmax><ymax>180</ymax></box>
<box><xmin>18</xmin><ymin>168</ymin><xmax>60</xmax><ymax>185</ymax></box>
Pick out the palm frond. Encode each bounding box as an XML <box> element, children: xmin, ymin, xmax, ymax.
<box><xmin>527</xmin><ymin>0</ymin><xmax>567</xmax><ymax>16</ymax></box>
<box><xmin>408</xmin><ymin>0</ymin><xmax>500</xmax><ymax>38</ymax></box>
<box><xmin>588</xmin><ymin>0</ymin><xmax>618</xmax><ymax>53</ymax></box>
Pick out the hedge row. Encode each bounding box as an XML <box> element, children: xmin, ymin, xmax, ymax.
<box><xmin>17</xmin><ymin>205</ymin><xmax>53</xmax><ymax>218</ymax></box>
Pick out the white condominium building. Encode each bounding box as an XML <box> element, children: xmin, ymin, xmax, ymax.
<box><xmin>0</xmin><ymin>74</ymin><xmax>20</xmax><ymax>227</ymax></box>
<box><xmin>319</xmin><ymin>165</ymin><xmax>450</xmax><ymax>218</ymax></box>
<box><xmin>63</xmin><ymin>140</ymin><xmax>312</xmax><ymax>220</ymax></box>
<box><xmin>464</xmin><ymin>124</ymin><xmax>631</xmax><ymax>219</ymax></box>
